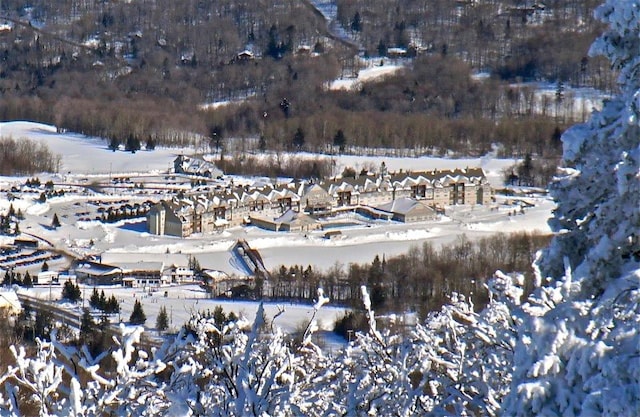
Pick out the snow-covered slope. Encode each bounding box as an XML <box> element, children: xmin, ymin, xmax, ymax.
<box><xmin>0</xmin><ymin>121</ymin><xmax>186</xmax><ymax>175</ymax></box>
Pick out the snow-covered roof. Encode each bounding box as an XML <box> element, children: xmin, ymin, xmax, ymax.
<box><xmin>0</xmin><ymin>289</ymin><xmax>21</xmax><ymax>314</ymax></box>
<box><xmin>376</xmin><ymin>198</ymin><xmax>433</xmax><ymax>215</ymax></box>
<box><xmin>202</xmin><ymin>269</ymin><xmax>230</xmax><ymax>282</ymax></box>
<box><xmin>74</xmin><ymin>261</ymin><xmax>122</xmax><ymax>276</ymax></box>
<box><xmin>118</xmin><ymin>261</ymin><xmax>165</xmax><ymax>273</ymax></box>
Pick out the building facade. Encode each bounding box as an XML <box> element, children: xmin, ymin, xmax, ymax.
<box><xmin>147</xmin><ymin>167</ymin><xmax>493</xmax><ymax>237</ymax></box>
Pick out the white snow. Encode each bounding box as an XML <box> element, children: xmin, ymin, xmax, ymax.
<box><xmin>0</xmin><ymin>121</ymin><xmax>189</xmax><ymax>175</ymax></box>
<box><xmin>329</xmin><ymin>64</ymin><xmax>404</xmax><ymax>91</ymax></box>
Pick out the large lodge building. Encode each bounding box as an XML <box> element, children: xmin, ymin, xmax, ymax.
<box><xmin>147</xmin><ymin>167</ymin><xmax>493</xmax><ymax>237</ymax></box>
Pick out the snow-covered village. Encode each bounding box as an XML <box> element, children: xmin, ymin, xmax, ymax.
<box><xmin>0</xmin><ymin>0</ymin><xmax>639</xmax><ymax>415</ymax></box>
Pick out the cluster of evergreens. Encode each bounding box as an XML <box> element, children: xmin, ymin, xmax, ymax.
<box><xmin>61</xmin><ymin>279</ymin><xmax>81</xmax><ymax>302</ymax></box>
<box><xmin>0</xmin><ymin>204</ymin><xmax>23</xmax><ymax>235</ymax></box>
<box><xmin>89</xmin><ymin>288</ymin><xmax>121</xmax><ymax>316</ymax></box>
<box><xmin>1</xmin><ymin>270</ymin><xmax>32</xmax><ymax>287</ymax></box>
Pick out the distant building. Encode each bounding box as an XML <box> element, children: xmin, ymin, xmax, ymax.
<box><xmin>73</xmin><ymin>260</ymin><xmax>122</xmax><ymax>285</ymax></box>
<box><xmin>119</xmin><ymin>261</ymin><xmax>166</xmax><ymax>289</ymax></box>
<box><xmin>36</xmin><ymin>271</ymin><xmax>59</xmax><ymax>285</ymax></box>
<box><xmin>298</xmin><ymin>183</ymin><xmax>333</xmax><ymax>214</ymax></box>
<box><xmin>14</xmin><ymin>238</ymin><xmax>38</xmax><ymax>248</ymax></box>
<box><xmin>147</xmin><ymin>167</ymin><xmax>493</xmax><ymax>237</ymax></box>
<box><xmin>231</xmin><ymin>50</ymin><xmax>255</xmax><ymax>63</ymax></box>
<box><xmin>173</xmin><ymin>155</ymin><xmax>223</xmax><ymax>178</ymax></box>
<box><xmin>250</xmin><ymin>209</ymin><xmax>321</xmax><ymax>232</ymax></box>
<box><xmin>375</xmin><ymin>198</ymin><xmax>437</xmax><ymax>223</ymax></box>
<box><xmin>166</xmin><ymin>265</ymin><xmax>195</xmax><ymax>284</ymax></box>
<box><xmin>147</xmin><ymin>200</ymin><xmax>191</xmax><ymax>237</ymax></box>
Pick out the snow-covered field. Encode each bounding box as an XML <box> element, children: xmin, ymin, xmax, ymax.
<box><xmin>0</xmin><ymin>121</ymin><xmax>188</xmax><ymax>175</ymax></box>
<box><xmin>24</xmin><ymin>283</ymin><xmax>347</xmax><ymax>338</ymax></box>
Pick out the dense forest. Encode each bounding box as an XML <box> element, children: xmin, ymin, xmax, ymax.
<box><xmin>0</xmin><ymin>0</ymin><xmax>613</xmax><ymax>161</ymax></box>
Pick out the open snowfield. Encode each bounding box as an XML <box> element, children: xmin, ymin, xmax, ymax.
<box><xmin>0</xmin><ymin>121</ymin><xmax>188</xmax><ymax>175</ymax></box>
<box><xmin>329</xmin><ymin>63</ymin><xmax>404</xmax><ymax>91</ymax></box>
<box><xmin>23</xmin><ymin>283</ymin><xmax>347</xmax><ymax>338</ymax></box>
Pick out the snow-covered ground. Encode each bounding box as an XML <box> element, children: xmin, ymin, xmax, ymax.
<box><xmin>21</xmin><ymin>283</ymin><xmax>346</xmax><ymax>338</ymax></box>
<box><xmin>328</xmin><ymin>63</ymin><xmax>404</xmax><ymax>91</ymax></box>
<box><xmin>0</xmin><ymin>121</ymin><xmax>551</xmax><ymax>274</ymax></box>
<box><xmin>0</xmin><ymin>121</ymin><xmax>188</xmax><ymax>175</ymax></box>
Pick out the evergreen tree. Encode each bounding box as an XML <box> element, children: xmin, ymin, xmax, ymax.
<box><xmin>129</xmin><ymin>299</ymin><xmax>146</xmax><ymax>325</ymax></box>
<box><xmin>41</xmin><ymin>261</ymin><xmax>49</xmax><ymax>272</ymax></box>
<box><xmin>109</xmin><ymin>136</ymin><xmax>120</xmax><ymax>152</ymax></box>
<box><xmin>505</xmin><ymin>1</ymin><xmax>640</xmax><ymax>414</ymax></box>
<box><xmin>156</xmin><ymin>306</ymin><xmax>169</xmax><ymax>332</ymax></box>
<box><xmin>79</xmin><ymin>308</ymin><xmax>96</xmax><ymax>345</ymax></box>
<box><xmin>125</xmin><ymin>133</ymin><xmax>141</xmax><ymax>153</ymax></box>
<box><xmin>105</xmin><ymin>295</ymin><xmax>120</xmax><ymax>315</ymax></box>
<box><xmin>266</xmin><ymin>24</ymin><xmax>286</xmax><ymax>60</ymax></box>
<box><xmin>11</xmin><ymin>272</ymin><xmax>22</xmax><ymax>286</ymax></box>
<box><xmin>89</xmin><ymin>287</ymin><xmax>101</xmax><ymax>309</ymax></box>
<box><xmin>258</xmin><ymin>135</ymin><xmax>267</xmax><ymax>152</ymax></box>
<box><xmin>33</xmin><ymin>309</ymin><xmax>54</xmax><ymax>341</ymax></box>
<box><xmin>51</xmin><ymin>213</ymin><xmax>61</xmax><ymax>229</ymax></box>
<box><xmin>2</xmin><ymin>270</ymin><xmax>11</xmax><ymax>286</ymax></box>
<box><xmin>145</xmin><ymin>135</ymin><xmax>156</xmax><ymax>150</ymax></box>
<box><xmin>279</xmin><ymin>98</ymin><xmax>291</xmax><ymax>118</ymax></box>
<box><xmin>61</xmin><ymin>279</ymin><xmax>81</xmax><ymax>302</ymax></box>
<box><xmin>516</xmin><ymin>153</ymin><xmax>534</xmax><ymax>186</ymax></box>
<box><xmin>292</xmin><ymin>127</ymin><xmax>305</xmax><ymax>150</ymax></box>
<box><xmin>377</xmin><ymin>39</ymin><xmax>387</xmax><ymax>57</ymax></box>
<box><xmin>351</xmin><ymin>11</ymin><xmax>362</xmax><ymax>32</ymax></box>
<box><xmin>188</xmin><ymin>255</ymin><xmax>202</xmax><ymax>276</ymax></box>
<box><xmin>22</xmin><ymin>271</ymin><xmax>32</xmax><ymax>287</ymax></box>
<box><xmin>333</xmin><ymin>129</ymin><xmax>347</xmax><ymax>153</ymax></box>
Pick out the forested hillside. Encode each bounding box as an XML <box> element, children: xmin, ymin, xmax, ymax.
<box><xmin>0</xmin><ymin>0</ymin><xmax>612</xmax><ymax>159</ymax></box>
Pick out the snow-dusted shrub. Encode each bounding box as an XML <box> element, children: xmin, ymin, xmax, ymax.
<box><xmin>318</xmin><ymin>277</ymin><xmax>523</xmax><ymax>416</ymax></box>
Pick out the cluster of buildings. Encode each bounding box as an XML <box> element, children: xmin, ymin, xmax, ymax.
<box><xmin>71</xmin><ymin>260</ymin><xmax>197</xmax><ymax>289</ymax></box>
<box><xmin>147</xmin><ymin>165</ymin><xmax>493</xmax><ymax>238</ymax></box>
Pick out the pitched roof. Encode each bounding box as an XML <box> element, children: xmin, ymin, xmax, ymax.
<box><xmin>275</xmin><ymin>209</ymin><xmax>318</xmax><ymax>226</ymax></box>
<box><xmin>376</xmin><ymin>198</ymin><xmax>435</xmax><ymax>215</ymax></box>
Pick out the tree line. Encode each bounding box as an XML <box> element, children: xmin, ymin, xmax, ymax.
<box><xmin>0</xmin><ymin>137</ymin><xmax>61</xmax><ymax>175</ymax></box>
<box><xmin>218</xmin><ymin>154</ymin><xmax>333</xmax><ymax>180</ymax></box>
<box><xmin>239</xmin><ymin>232</ymin><xmax>552</xmax><ymax>319</ymax></box>
<box><xmin>0</xmin><ymin>0</ymin><xmax>612</xmax><ymax>167</ymax></box>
